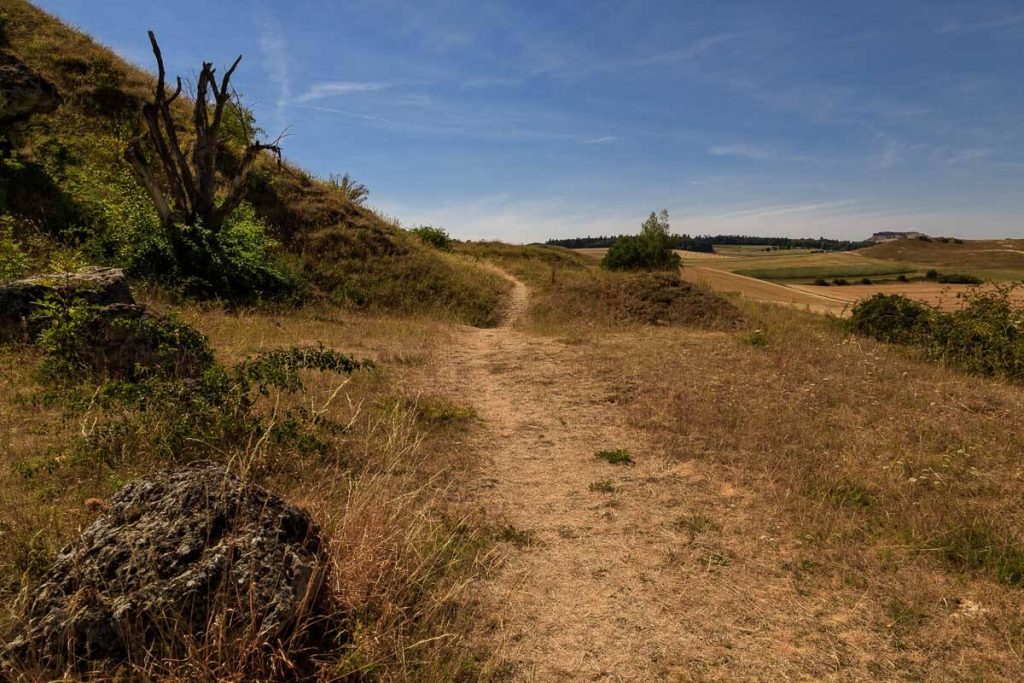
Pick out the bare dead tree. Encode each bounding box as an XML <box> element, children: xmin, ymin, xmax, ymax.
<box><xmin>124</xmin><ymin>31</ymin><xmax>281</xmax><ymax>236</ymax></box>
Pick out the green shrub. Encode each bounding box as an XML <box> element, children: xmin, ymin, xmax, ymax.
<box><xmin>38</xmin><ymin>343</ymin><xmax>371</xmax><ymax>471</ymax></box>
<box><xmin>129</xmin><ymin>203</ymin><xmax>299</xmax><ymax>302</ymax></box>
<box><xmin>851</xmin><ymin>286</ymin><xmax>1024</xmax><ymax>381</ymax></box>
<box><xmin>925</xmin><ymin>269</ymin><xmax>939</xmax><ymax>280</ymax></box>
<box><xmin>0</xmin><ymin>217</ymin><xmax>29</xmax><ymax>283</ymax></box>
<box><xmin>741</xmin><ymin>328</ymin><xmax>769</xmax><ymax>347</ymax></box>
<box><xmin>832</xmin><ymin>278</ymin><xmax>849</xmax><ymax>286</ymax></box>
<box><xmin>926</xmin><ymin>285</ymin><xmax>1024</xmax><ymax>378</ymax></box>
<box><xmin>595</xmin><ymin>448</ymin><xmax>632</xmax><ymax>465</ymax></box>
<box><xmin>896</xmin><ymin>274</ymin><xmax>909</xmax><ymax>282</ymax></box>
<box><xmin>601</xmin><ymin>210</ymin><xmax>681</xmax><ymax>272</ymax></box>
<box><xmin>813</xmin><ymin>278</ymin><xmax>829</xmax><ymax>286</ymax></box>
<box><xmin>860</xmin><ymin>278</ymin><xmax>872</xmax><ymax>285</ymax></box>
<box><xmin>409</xmin><ymin>225</ymin><xmax>452</xmax><ymax>251</ymax></box>
<box><xmin>936</xmin><ymin>273</ymin><xmax>984</xmax><ymax>285</ymax></box>
<box><xmin>941</xmin><ymin>521</ymin><xmax>1024</xmax><ymax>587</ymax></box>
<box><xmin>849</xmin><ymin>294</ymin><xmax>932</xmax><ymax>344</ymax></box>
<box><xmin>35</xmin><ymin>301</ymin><xmax>214</xmax><ymax>382</ymax></box>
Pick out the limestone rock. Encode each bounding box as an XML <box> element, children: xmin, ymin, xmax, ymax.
<box><xmin>0</xmin><ymin>266</ymin><xmax>133</xmax><ymax>342</ymax></box>
<box><xmin>9</xmin><ymin>465</ymin><xmax>328</xmax><ymax>669</ymax></box>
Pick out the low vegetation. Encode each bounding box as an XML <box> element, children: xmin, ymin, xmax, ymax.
<box><xmin>850</xmin><ymin>285</ymin><xmax>1024</xmax><ymax>380</ymax></box>
<box><xmin>924</xmin><ymin>269</ymin><xmax>984</xmax><ymax>285</ymax></box>
<box><xmin>409</xmin><ymin>225</ymin><xmax>453</xmax><ymax>251</ymax></box>
<box><xmin>735</xmin><ymin>263</ymin><xmax>915</xmax><ymax>281</ymax></box>
<box><xmin>1</xmin><ymin>303</ymin><xmax>493</xmax><ymax>679</ymax></box>
<box><xmin>535</xmin><ymin>270</ymin><xmax>741</xmax><ymax>330</ymax></box>
<box><xmin>595</xmin><ymin>448</ymin><xmax>632</xmax><ymax>465</ymax></box>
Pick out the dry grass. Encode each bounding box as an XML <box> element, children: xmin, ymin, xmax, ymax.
<box><xmin>457</xmin><ymin>242</ymin><xmax>742</xmax><ymax>334</ymax></box>
<box><xmin>861</xmin><ymin>238</ymin><xmax>1024</xmax><ymax>281</ymax></box>
<box><xmin>0</xmin><ymin>301</ymin><xmax>497</xmax><ymax>680</ymax></box>
<box><xmin>566</xmin><ymin>300</ymin><xmax>1024</xmax><ymax>678</ymax></box>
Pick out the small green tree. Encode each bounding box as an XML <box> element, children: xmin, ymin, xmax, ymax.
<box><xmin>601</xmin><ymin>209</ymin><xmax>681</xmax><ymax>271</ymax></box>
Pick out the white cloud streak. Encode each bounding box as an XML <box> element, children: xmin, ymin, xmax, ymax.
<box><xmin>937</xmin><ymin>12</ymin><xmax>1024</xmax><ymax>34</ymax></box>
<box><xmin>296</xmin><ymin>81</ymin><xmax>392</xmax><ymax>102</ymax></box>
<box><xmin>259</xmin><ymin>18</ymin><xmax>291</xmax><ymax>133</ymax></box>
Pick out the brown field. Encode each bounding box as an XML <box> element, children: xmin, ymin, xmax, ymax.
<box><xmin>792</xmin><ymin>281</ymin><xmax>1024</xmax><ymax>311</ymax></box>
<box><xmin>681</xmin><ymin>265</ymin><xmax>851</xmax><ymax>315</ymax></box>
<box><xmin>860</xmin><ymin>238</ymin><xmax>1024</xmax><ymax>281</ymax></box>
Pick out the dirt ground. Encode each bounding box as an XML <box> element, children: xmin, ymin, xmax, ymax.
<box><xmin>437</xmin><ymin>273</ymin><xmax>900</xmax><ymax>680</ymax></box>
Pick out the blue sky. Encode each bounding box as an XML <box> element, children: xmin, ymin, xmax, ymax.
<box><xmin>35</xmin><ymin>0</ymin><xmax>1024</xmax><ymax>241</ymax></box>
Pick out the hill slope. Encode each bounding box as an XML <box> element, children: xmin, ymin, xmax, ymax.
<box><xmin>0</xmin><ymin>0</ymin><xmax>509</xmax><ymax>324</ymax></box>
<box><xmin>860</xmin><ymin>237</ymin><xmax>1024</xmax><ymax>280</ymax></box>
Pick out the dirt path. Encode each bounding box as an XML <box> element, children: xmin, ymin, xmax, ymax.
<box><xmin>680</xmin><ymin>265</ymin><xmax>851</xmax><ymax>315</ymax></box>
<box><xmin>437</xmin><ymin>272</ymin><xmax>863</xmax><ymax>681</ymax></box>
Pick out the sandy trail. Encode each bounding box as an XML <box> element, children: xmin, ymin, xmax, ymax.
<box><xmin>680</xmin><ymin>265</ymin><xmax>851</xmax><ymax>315</ymax></box>
<box><xmin>437</xmin><ymin>271</ymin><xmax>865</xmax><ymax>681</ymax></box>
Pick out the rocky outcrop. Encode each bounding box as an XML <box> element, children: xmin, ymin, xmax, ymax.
<box><xmin>0</xmin><ymin>50</ymin><xmax>61</xmax><ymax>126</ymax></box>
<box><xmin>0</xmin><ymin>266</ymin><xmax>133</xmax><ymax>342</ymax></box>
<box><xmin>8</xmin><ymin>465</ymin><xmax>329</xmax><ymax>669</ymax></box>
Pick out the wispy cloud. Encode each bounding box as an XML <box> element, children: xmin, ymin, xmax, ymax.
<box><xmin>583</xmin><ymin>136</ymin><xmax>619</xmax><ymax>145</ymax></box>
<box><xmin>296</xmin><ymin>81</ymin><xmax>392</xmax><ymax>102</ymax></box>
<box><xmin>704</xmin><ymin>199</ymin><xmax>858</xmax><ymax>221</ymax></box>
<box><xmin>708</xmin><ymin>143</ymin><xmax>815</xmax><ymax>163</ymax></box>
<box><xmin>258</xmin><ymin>18</ymin><xmax>290</xmax><ymax>133</ymax></box>
<box><xmin>937</xmin><ymin>12</ymin><xmax>1024</xmax><ymax>34</ymax></box>
<box><xmin>946</xmin><ymin>148</ymin><xmax>995</xmax><ymax>164</ymax></box>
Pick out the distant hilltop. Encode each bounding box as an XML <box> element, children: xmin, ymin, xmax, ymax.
<box><xmin>869</xmin><ymin>230</ymin><xmax>928</xmax><ymax>243</ymax></box>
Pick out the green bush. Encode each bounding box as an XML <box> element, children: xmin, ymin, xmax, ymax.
<box><xmin>602</xmin><ymin>210</ymin><xmax>681</xmax><ymax>272</ymax></box>
<box><xmin>936</xmin><ymin>273</ymin><xmax>984</xmax><ymax>285</ymax></box>
<box><xmin>860</xmin><ymin>278</ymin><xmax>872</xmax><ymax>285</ymax></box>
<box><xmin>832</xmin><ymin>278</ymin><xmax>849</xmax><ymax>286</ymax></box>
<box><xmin>926</xmin><ymin>286</ymin><xmax>1024</xmax><ymax>378</ymax></box>
<box><xmin>595</xmin><ymin>448</ymin><xmax>632</xmax><ymax>465</ymax></box>
<box><xmin>35</xmin><ymin>301</ymin><xmax>214</xmax><ymax>382</ymax></box>
<box><xmin>129</xmin><ymin>203</ymin><xmax>299</xmax><ymax>302</ymax></box>
<box><xmin>849</xmin><ymin>294</ymin><xmax>932</xmax><ymax>344</ymax></box>
<box><xmin>409</xmin><ymin>225</ymin><xmax>452</xmax><ymax>251</ymax></box>
<box><xmin>813</xmin><ymin>278</ymin><xmax>829</xmax><ymax>286</ymax></box>
<box><xmin>37</xmin><ymin>342</ymin><xmax>371</xmax><ymax>470</ymax></box>
<box><xmin>925</xmin><ymin>269</ymin><xmax>939</xmax><ymax>280</ymax></box>
<box><xmin>0</xmin><ymin>217</ymin><xmax>29</xmax><ymax>283</ymax></box>
<box><xmin>850</xmin><ymin>286</ymin><xmax>1024</xmax><ymax>381</ymax></box>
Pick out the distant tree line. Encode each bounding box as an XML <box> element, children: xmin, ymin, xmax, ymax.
<box><xmin>546</xmin><ymin>234</ymin><xmax>870</xmax><ymax>252</ymax></box>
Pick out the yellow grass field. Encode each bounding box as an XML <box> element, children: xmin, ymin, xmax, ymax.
<box><xmin>860</xmin><ymin>238</ymin><xmax>1024</xmax><ymax>280</ymax></box>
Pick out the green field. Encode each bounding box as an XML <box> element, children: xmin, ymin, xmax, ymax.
<box><xmin>734</xmin><ymin>263</ymin><xmax>916</xmax><ymax>280</ymax></box>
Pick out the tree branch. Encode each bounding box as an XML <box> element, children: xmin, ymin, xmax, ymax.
<box><xmin>124</xmin><ymin>138</ymin><xmax>172</xmax><ymax>226</ymax></box>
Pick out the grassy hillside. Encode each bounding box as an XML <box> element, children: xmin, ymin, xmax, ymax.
<box><xmin>0</xmin><ymin>0</ymin><xmax>508</xmax><ymax>324</ymax></box>
<box><xmin>458</xmin><ymin>242</ymin><xmax>743</xmax><ymax>333</ymax></box>
<box><xmin>861</xmin><ymin>237</ymin><xmax>1024</xmax><ymax>281</ymax></box>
